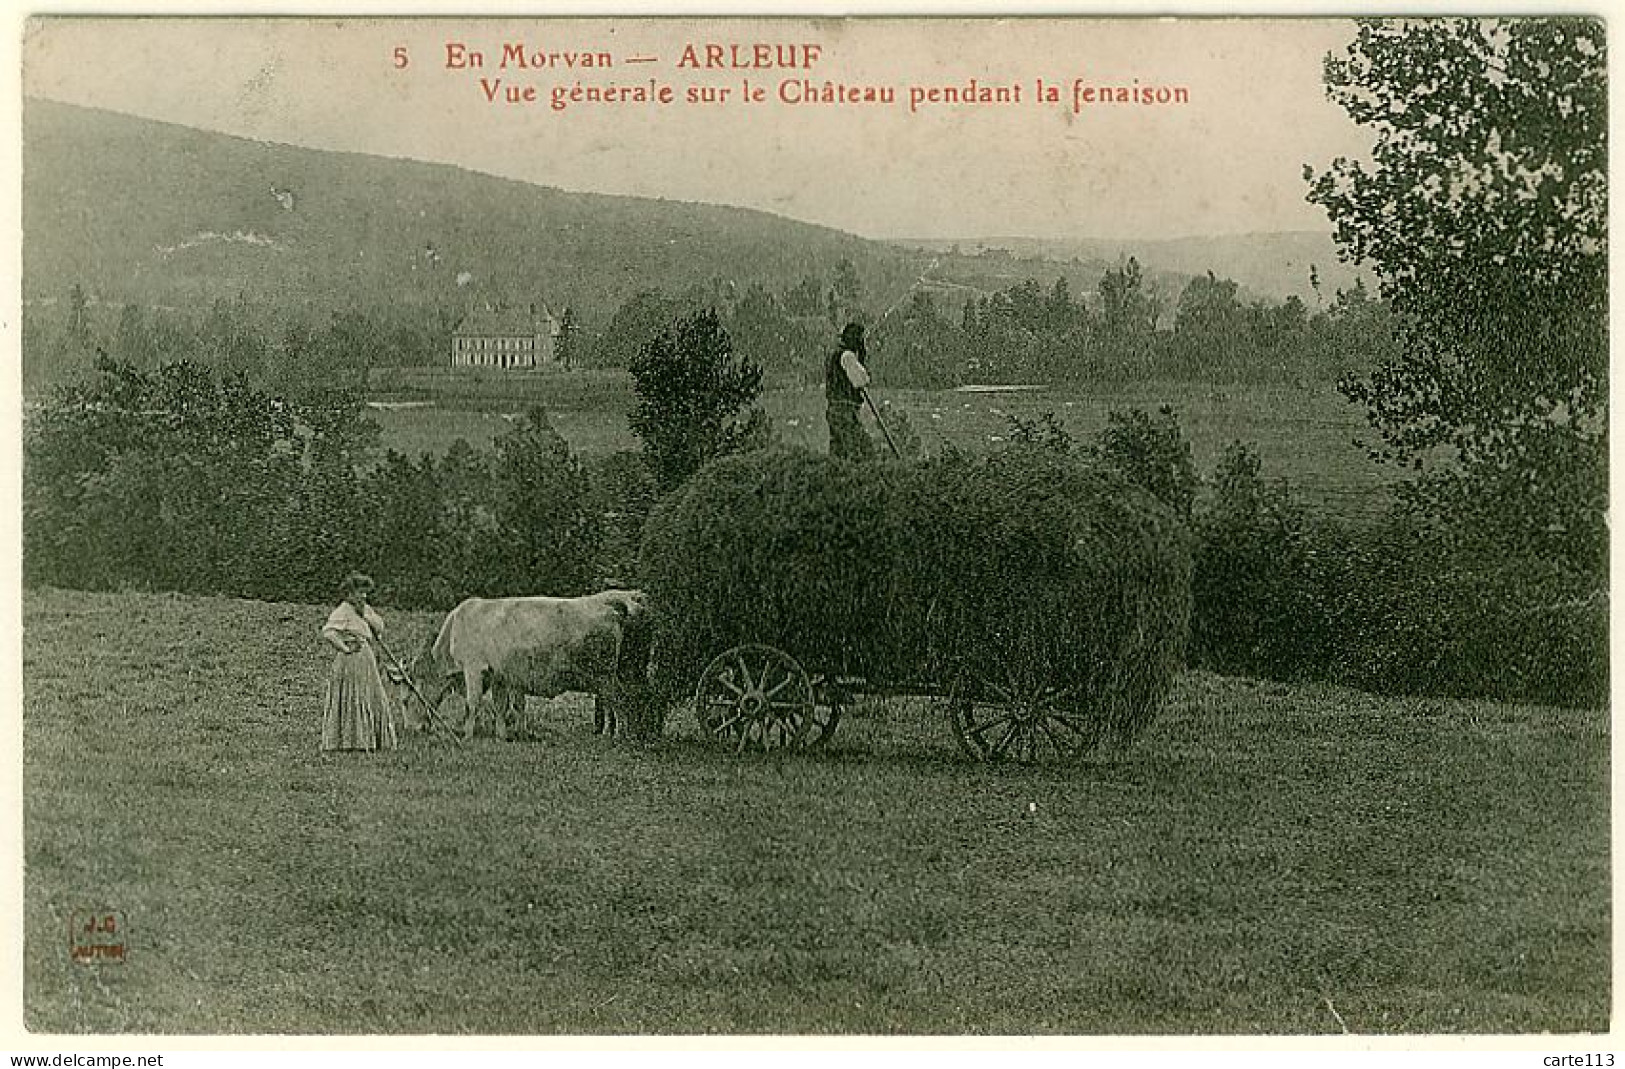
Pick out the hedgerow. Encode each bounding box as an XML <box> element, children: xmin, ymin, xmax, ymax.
<box><xmin>1190</xmin><ymin>442</ymin><xmax>1607</xmax><ymax>708</ymax></box>
<box><xmin>24</xmin><ymin>361</ymin><xmax>607</xmax><ymax>610</ymax></box>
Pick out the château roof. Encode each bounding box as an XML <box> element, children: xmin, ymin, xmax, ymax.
<box><xmin>453</xmin><ymin>304</ymin><xmax>558</xmax><ymax>337</ymax></box>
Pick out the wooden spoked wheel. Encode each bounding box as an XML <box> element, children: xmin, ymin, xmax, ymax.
<box><xmin>947</xmin><ymin>671</ymin><xmax>1101</xmax><ymax>765</ymax></box>
<box><xmin>696</xmin><ymin>644</ymin><xmax>824</xmax><ymax>753</ymax></box>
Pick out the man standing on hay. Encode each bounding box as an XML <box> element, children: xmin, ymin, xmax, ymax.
<box><xmin>826</xmin><ymin>321</ymin><xmax>876</xmax><ymax>460</ymax></box>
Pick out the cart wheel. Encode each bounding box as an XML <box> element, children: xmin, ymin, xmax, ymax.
<box><xmin>696</xmin><ymin>644</ymin><xmax>817</xmax><ymax>754</ymax></box>
<box><xmin>947</xmin><ymin>670</ymin><xmax>1101</xmax><ymax>765</ymax></box>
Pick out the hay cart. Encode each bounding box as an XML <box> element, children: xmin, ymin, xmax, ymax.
<box><xmin>642</xmin><ymin>448</ymin><xmax>1192</xmax><ymax>767</ymax></box>
<box><xmin>692</xmin><ymin>642</ymin><xmax>1093</xmax><ymax>765</ymax></box>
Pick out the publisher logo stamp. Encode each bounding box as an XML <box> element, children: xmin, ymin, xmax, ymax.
<box><xmin>69</xmin><ymin>910</ymin><xmax>126</xmax><ymax>964</ymax></box>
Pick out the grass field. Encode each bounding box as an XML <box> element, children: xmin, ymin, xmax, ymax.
<box><xmin>369</xmin><ymin>380</ymin><xmax>1399</xmax><ymax>520</ymax></box>
<box><xmin>368</xmin><ymin>366</ymin><xmax>638</xmax><ymax>412</ymax></box>
<box><xmin>24</xmin><ymin>587</ymin><xmax>1609</xmax><ymax>1034</ymax></box>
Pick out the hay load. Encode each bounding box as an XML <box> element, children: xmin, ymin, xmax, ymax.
<box><xmin>639</xmin><ymin>446</ymin><xmax>1192</xmax><ymax>757</ymax></box>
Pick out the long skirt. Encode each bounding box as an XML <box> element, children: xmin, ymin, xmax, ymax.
<box><xmin>321</xmin><ymin>644</ymin><xmax>399</xmax><ymax>752</ymax></box>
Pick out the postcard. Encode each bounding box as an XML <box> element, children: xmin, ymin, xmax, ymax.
<box><xmin>13</xmin><ymin>13</ymin><xmax>1610</xmax><ymax>1052</ymax></box>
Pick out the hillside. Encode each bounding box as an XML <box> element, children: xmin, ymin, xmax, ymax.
<box><xmin>24</xmin><ymin>100</ymin><xmax>1324</xmax><ymax>336</ymax></box>
<box><xmin>21</xmin><ymin>99</ymin><xmax>928</xmax><ymax>324</ymax></box>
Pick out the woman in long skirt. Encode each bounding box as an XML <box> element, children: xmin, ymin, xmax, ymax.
<box><xmin>320</xmin><ymin>573</ymin><xmax>398</xmax><ymax>752</ymax></box>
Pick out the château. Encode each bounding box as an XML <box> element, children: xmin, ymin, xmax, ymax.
<box><xmin>450</xmin><ymin>303</ymin><xmax>565</xmax><ymax>369</ymax></box>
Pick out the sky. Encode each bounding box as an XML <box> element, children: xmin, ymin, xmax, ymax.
<box><xmin>21</xmin><ymin>16</ymin><xmax>1372</xmax><ymax>242</ymax></box>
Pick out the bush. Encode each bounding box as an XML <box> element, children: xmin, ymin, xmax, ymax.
<box><xmin>1190</xmin><ymin>442</ymin><xmax>1608</xmax><ymax>708</ymax></box>
<box><xmin>1190</xmin><ymin>442</ymin><xmax>1327</xmax><ymax>678</ymax></box>
<box><xmin>23</xmin><ymin>359</ymin><xmax>327</xmax><ymax>600</ymax></box>
<box><xmin>583</xmin><ymin>450</ymin><xmax>659</xmax><ymax>584</ymax></box>
<box><xmin>25</xmin><ymin>359</ymin><xmax>610</xmax><ymax>612</ymax></box>
<box><xmin>1321</xmin><ymin>526</ymin><xmax>1607</xmax><ymax>708</ymax></box>
<box><xmin>639</xmin><ymin>446</ymin><xmax>1193</xmax><ymax>752</ymax></box>
<box><xmin>1002</xmin><ymin>404</ymin><xmax>1198</xmax><ymax>523</ymax></box>
<box><xmin>1091</xmin><ymin>405</ymin><xmax>1198</xmax><ymax>521</ymax></box>
<box><xmin>1004</xmin><ymin>411</ymin><xmax>1074</xmax><ymax>455</ymax></box>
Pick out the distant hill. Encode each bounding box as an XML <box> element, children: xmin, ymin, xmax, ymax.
<box><xmin>905</xmin><ymin>232</ymin><xmax>1374</xmax><ymax>306</ymax></box>
<box><xmin>21</xmin><ymin>99</ymin><xmax>928</xmax><ymax>326</ymax></box>
<box><xmin>22</xmin><ymin>99</ymin><xmax>1361</xmax><ymax>389</ymax></box>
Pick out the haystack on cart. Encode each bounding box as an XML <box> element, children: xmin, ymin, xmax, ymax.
<box><xmin>640</xmin><ymin>448</ymin><xmax>1193</xmax><ymax>767</ymax></box>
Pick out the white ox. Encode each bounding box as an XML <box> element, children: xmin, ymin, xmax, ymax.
<box><xmin>408</xmin><ymin>589</ymin><xmax>651</xmax><ymax>740</ymax></box>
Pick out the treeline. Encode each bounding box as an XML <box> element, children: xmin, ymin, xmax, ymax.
<box><xmin>24</xmin><ymin>286</ymin><xmax>456</xmax><ymax>396</ymax></box>
<box><xmin>28</xmin><ymin>258</ymin><xmax>862</xmax><ymax>396</ymax></box>
<box><xmin>27</xmin><ymin>286</ymin><xmax>591</xmax><ymax>397</ymax></box>
<box><xmin>957</xmin><ymin>263</ymin><xmax>1399</xmax><ymax>386</ymax></box>
<box><xmin>22</xmin><ymin>305</ymin><xmax>840</xmax><ymax>614</ymax></box>
<box><xmin>23</xmin><ymin>357</ymin><xmax>653</xmax><ymax>610</ymax></box>
<box><xmin>32</xmin><ymin>250</ymin><xmax>1394</xmax><ymax>401</ymax></box>
<box><xmin>590</xmin><ymin>259</ymin><xmax>1400</xmax><ymax>390</ymax></box>
<box><xmin>587</xmin><ymin>257</ymin><xmax>870</xmax><ymax>384</ymax></box>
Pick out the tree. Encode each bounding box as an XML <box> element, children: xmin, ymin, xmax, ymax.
<box><xmin>433</xmin><ymin>439</ymin><xmax>503</xmax><ymax>596</ymax></box>
<box><xmin>1166</xmin><ymin>272</ymin><xmax>1258</xmax><ymax>378</ymax></box>
<box><xmin>557</xmin><ymin>306</ymin><xmax>581</xmax><ymax>369</ymax></box>
<box><xmin>1044</xmin><ymin>276</ymin><xmax>1075</xmax><ymax>332</ymax></box>
<box><xmin>41</xmin><ymin>283</ymin><xmax>100</xmax><ymax>385</ymax></box>
<box><xmin>1306</xmin><ymin>18</ymin><xmax>1605</xmax><ymax>566</ymax></box>
<box><xmin>629</xmin><ymin>309</ymin><xmax>768</xmax><ymax>494</ymax></box>
<box><xmin>65</xmin><ymin>283</ymin><xmax>90</xmax><ymax>346</ymax></box>
<box><xmin>1173</xmin><ymin>272</ymin><xmax>1244</xmax><ymax>338</ymax></box>
<box><xmin>870</xmin><ymin>291</ymin><xmax>965</xmax><ymax>389</ymax></box>
<box><xmin>1098</xmin><ymin>257</ymin><xmax>1159</xmax><ymax>341</ymax></box>
<box><xmin>726</xmin><ymin>284</ymin><xmax>798</xmax><ymax>383</ymax></box>
<box><xmin>316</xmin><ymin>309</ymin><xmax>388</xmax><ymax>388</ymax></box>
<box><xmin>1005</xmin><ymin>278</ymin><xmax>1046</xmax><ymax>330</ymax></box>
<box><xmin>111</xmin><ymin>304</ymin><xmax>157</xmax><ymax>368</ymax></box>
<box><xmin>1305</xmin><ymin>280</ymin><xmax>1400</xmax><ymax>381</ymax></box>
<box><xmin>199</xmin><ymin>294</ymin><xmax>268</xmax><ymax>383</ymax></box>
<box><xmin>270</xmin><ymin>318</ymin><xmax>321</xmax><ymax>400</ymax></box>
<box><xmin>596</xmin><ymin>290</ymin><xmax>685</xmax><ymax>369</ymax></box>
<box><xmin>363</xmin><ymin>450</ymin><xmax>450</xmax><ymax>607</ymax></box>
